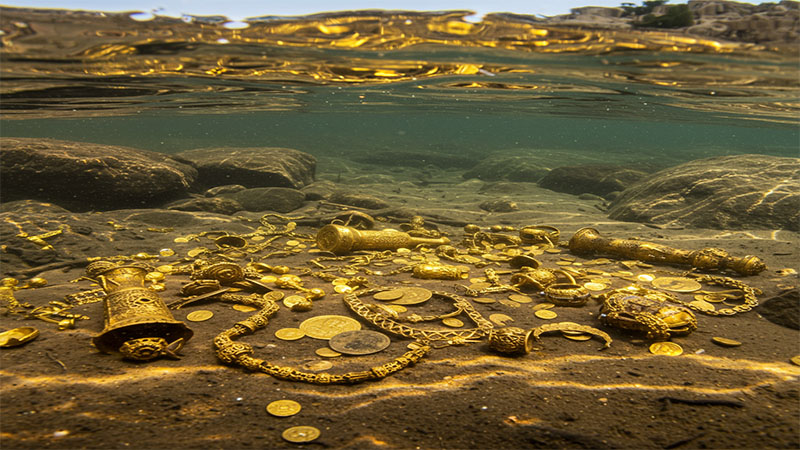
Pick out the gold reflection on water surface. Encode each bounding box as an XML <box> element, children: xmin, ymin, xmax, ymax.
<box><xmin>0</xmin><ymin>7</ymin><xmax>797</xmax><ymax>122</ymax></box>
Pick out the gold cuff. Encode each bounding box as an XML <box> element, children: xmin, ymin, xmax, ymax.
<box><xmin>488</xmin><ymin>327</ymin><xmax>534</xmax><ymax>354</ymax></box>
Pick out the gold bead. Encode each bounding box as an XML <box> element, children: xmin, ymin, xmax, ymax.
<box><xmin>25</xmin><ymin>277</ymin><xmax>48</xmax><ymax>288</ymax></box>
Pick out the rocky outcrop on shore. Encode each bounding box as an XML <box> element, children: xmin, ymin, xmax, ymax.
<box><xmin>545</xmin><ymin>0</ymin><xmax>799</xmax><ymax>45</ymax></box>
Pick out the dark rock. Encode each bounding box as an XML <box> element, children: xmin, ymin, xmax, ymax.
<box><xmin>463</xmin><ymin>157</ymin><xmax>550</xmax><ymax>183</ymax></box>
<box><xmin>758</xmin><ymin>289</ymin><xmax>799</xmax><ymax>330</ymax></box>
<box><xmin>230</xmin><ymin>187</ymin><xmax>306</xmax><ymax>213</ymax></box>
<box><xmin>478</xmin><ymin>182</ymin><xmax>538</xmax><ymax>195</ymax></box>
<box><xmin>479</xmin><ymin>199</ymin><xmax>519</xmax><ymax>212</ymax></box>
<box><xmin>328</xmin><ymin>191</ymin><xmax>391</xmax><ymax>210</ymax></box>
<box><xmin>301</xmin><ymin>180</ymin><xmax>337</xmax><ymax>200</ymax></box>
<box><xmin>167</xmin><ymin>197</ymin><xmax>243</xmax><ymax>215</ymax></box>
<box><xmin>608</xmin><ymin>155</ymin><xmax>800</xmax><ymax>231</ymax></box>
<box><xmin>0</xmin><ymin>138</ymin><xmax>197</xmax><ymax>211</ymax></box>
<box><xmin>175</xmin><ymin>147</ymin><xmax>316</xmax><ymax>189</ymax></box>
<box><xmin>204</xmin><ymin>185</ymin><xmax>246</xmax><ymax>197</ymax></box>
<box><xmin>539</xmin><ymin>165</ymin><xmax>648</xmax><ymax>197</ymax></box>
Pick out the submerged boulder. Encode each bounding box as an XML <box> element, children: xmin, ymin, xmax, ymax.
<box><xmin>538</xmin><ymin>165</ymin><xmax>648</xmax><ymax>198</ymax></box>
<box><xmin>463</xmin><ymin>156</ymin><xmax>550</xmax><ymax>183</ymax></box>
<box><xmin>176</xmin><ymin>147</ymin><xmax>316</xmax><ymax>190</ymax></box>
<box><xmin>608</xmin><ymin>154</ymin><xmax>800</xmax><ymax>231</ymax></box>
<box><xmin>0</xmin><ymin>137</ymin><xmax>197</xmax><ymax>211</ymax></box>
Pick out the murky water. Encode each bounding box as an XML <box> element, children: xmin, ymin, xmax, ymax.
<box><xmin>1</xmin><ymin>8</ymin><xmax>798</xmax><ymax>182</ymax></box>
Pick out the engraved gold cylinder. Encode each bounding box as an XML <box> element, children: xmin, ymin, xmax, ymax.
<box><xmin>412</xmin><ymin>263</ymin><xmax>467</xmax><ymax>280</ymax></box>
<box><xmin>88</xmin><ymin>261</ymin><xmax>193</xmax><ymax>356</ymax></box>
<box><xmin>316</xmin><ymin>224</ymin><xmax>450</xmax><ymax>255</ymax></box>
<box><xmin>568</xmin><ymin>227</ymin><xmax>765</xmax><ymax>276</ymax></box>
<box><xmin>488</xmin><ymin>326</ymin><xmax>534</xmax><ymax>355</ymax></box>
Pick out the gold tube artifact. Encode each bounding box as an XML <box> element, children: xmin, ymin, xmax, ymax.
<box><xmin>316</xmin><ymin>224</ymin><xmax>450</xmax><ymax>255</ymax></box>
<box><xmin>568</xmin><ymin>227</ymin><xmax>765</xmax><ymax>276</ymax></box>
<box><xmin>88</xmin><ymin>261</ymin><xmax>193</xmax><ymax>361</ymax></box>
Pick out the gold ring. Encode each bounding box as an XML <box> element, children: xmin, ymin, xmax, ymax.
<box><xmin>488</xmin><ymin>327</ymin><xmax>534</xmax><ymax>354</ymax></box>
<box><xmin>544</xmin><ymin>283</ymin><xmax>590</xmax><ymax>306</ymax></box>
<box><xmin>519</xmin><ymin>226</ymin><xmax>560</xmax><ymax>245</ymax></box>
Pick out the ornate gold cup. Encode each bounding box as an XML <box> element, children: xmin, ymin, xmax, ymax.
<box><xmin>568</xmin><ymin>227</ymin><xmax>765</xmax><ymax>276</ymax></box>
<box><xmin>88</xmin><ymin>261</ymin><xmax>193</xmax><ymax>361</ymax></box>
<box><xmin>316</xmin><ymin>224</ymin><xmax>450</xmax><ymax>255</ymax></box>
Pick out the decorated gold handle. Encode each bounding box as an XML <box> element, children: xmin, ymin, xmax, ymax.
<box><xmin>316</xmin><ymin>224</ymin><xmax>450</xmax><ymax>254</ymax></box>
<box><xmin>568</xmin><ymin>228</ymin><xmax>765</xmax><ymax>276</ymax></box>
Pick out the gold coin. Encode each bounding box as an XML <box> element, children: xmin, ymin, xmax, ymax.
<box><xmin>637</xmin><ymin>274</ymin><xmax>655</xmax><ymax>282</ymax></box>
<box><xmin>489</xmin><ymin>313</ymin><xmax>514</xmax><ymax>326</ymax></box>
<box><xmin>186</xmin><ymin>247</ymin><xmax>208</xmax><ymax>257</ymax></box>
<box><xmin>275</xmin><ymin>328</ymin><xmax>305</xmax><ymax>341</ymax></box>
<box><xmin>283</xmin><ymin>295</ymin><xmax>308</xmax><ymax>309</ymax></box>
<box><xmin>383</xmin><ymin>304</ymin><xmax>407</xmax><ymax>313</ymax></box>
<box><xmin>315</xmin><ymin>347</ymin><xmax>342</xmax><ymax>358</ymax></box>
<box><xmin>145</xmin><ymin>271</ymin><xmax>165</xmax><ymax>282</ymax></box>
<box><xmin>563</xmin><ymin>333</ymin><xmax>592</xmax><ymax>341</ymax></box>
<box><xmin>266</xmin><ymin>399</ymin><xmax>302</xmax><ymax>417</ymax></box>
<box><xmin>688</xmin><ymin>300</ymin><xmax>715</xmax><ymax>312</ymax></box>
<box><xmin>583</xmin><ymin>282</ymin><xmax>608</xmax><ymax>292</ymax></box>
<box><xmin>534</xmin><ymin>309</ymin><xmax>558</xmax><ymax>320</ymax></box>
<box><xmin>373</xmin><ymin>289</ymin><xmax>404</xmax><ymax>301</ymax></box>
<box><xmin>329</xmin><ymin>330</ymin><xmax>391</xmax><ymax>355</ymax></box>
<box><xmin>532</xmin><ymin>303</ymin><xmax>555</xmax><ymax>311</ymax></box>
<box><xmin>331</xmin><ymin>278</ymin><xmax>349</xmax><ymax>285</ymax></box>
<box><xmin>232</xmin><ymin>304</ymin><xmax>257</xmax><ymax>312</ymax></box>
<box><xmin>156</xmin><ymin>265</ymin><xmax>174</xmax><ymax>273</ymax></box>
<box><xmin>791</xmin><ymin>355</ymin><xmax>800</xmax><ymax>366</ymax></box>
<box><xmin>260</xmin><ymin>275</ymin><xmax>278</xmax><ymax>284</ymax></box>
<box><xmin>299</xmin><ymin>315</ymin><xmax>361</xmax><ymax>340</ymax></box>
<box><xmin>390</xmin><ymin>287</ymin><xmax>432</xmax><ymax>305</ymax></box>
<box><xmin>544</xmin><ymin>248</ymin><xmax>561</xmax><ymax>254</ymax></box>
<box><xmin>282</xmin><ymin>426</ymin><xmax>320</xmax><ymax>443</ymax></box>
<box><xmin>303</xmin><ymin>360</ymin><xmax>333</xmax><ymax>371</ymax></box>
<box><xmin>651</xmin><ymin>277</ymin><xmax>702</xmax><ymax>293</ymax></box>
<box><xmin>150</xmin><ymin>284</ymin><xmax>166</xmax><ymax>292</ymax></box>
<box><xmin>334</xmin><ymin>285</ymin><xmax>352</xmax><ymax>294</ymax></box>
<box><xmin>649</xmin><ymin>342</ymin><xmax>683</xmax><ymax>356</ymax></box>
<box><xmin>508</xmin><ymin>294</ymin><xmax>533</xmax><ymax>304</ymax></box>
<box><xmin>472</xmin><ymin>297</ymin><xmax>496</xmax><ymax>304</ymax></box>
<box><xmin>555</xmin><ymin>261</ymin><xmax>572</xmax><ymax>266</ymax></box>
<box><xmin>285</xmin><ymin>240</ymin><xmax>300</xmax><ymax>246</ymax></box>
<box><xmin>703</xmin><ymin>293</ymin><xmax>727</xmax><ymax>303</ymax></box>
<box><xmin>711</xmin><ymin>337</ymin><xmax>742</xmax><ymax>347</ymax></box>
<box><xmin>396</xmin><ymin>248</ymin><xmax>411</xmax><ymax>254</ymax></box>
<box><xmin>442</xmin><ymin>318</ymin><xmax>464</xmax><ymax>328</ymax></box>
<box><xmin>186</xmin><ymin>310</ymin><xmax>214</xmax><ymax>322</ymax></box>
<box><xmin>498</xmin><ymin>299</ymin><xmax>521</xmax><ymax>308</ymax></box>
<box><xmin>468</xmin><ymin>282</ymin><xmax>492</xmax><ymax>290</ymax></box>
<box><xmin>159</xmin><ymin>248</ymin><xmax>175</xmax><ymax>257</ymax></box>
<box><xmin>173</xmin><ymin>237</ymin><xmax>189</xmax><ymax>243</ymax></box>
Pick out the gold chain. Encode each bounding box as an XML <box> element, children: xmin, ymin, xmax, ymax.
<box><xmin>682</xmin><ymin>274</ymin><xmax>761</xmax><ymax>316</ymax></box>
<box><xmin>211</xmin><ymin>291</ymin><xmax>431</xmax><ymax>384</ymax></box>
<box><xmin>343</xmin><ymin>288</ymin><xmax>494</xmax><ymax>345</ymax></box>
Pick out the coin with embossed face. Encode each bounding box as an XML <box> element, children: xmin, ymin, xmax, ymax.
<box><xmin>651</xmin><ymin>277</ymin><xmax>702</xmax><ymax>293</ymax></box>
<box><xmin>649</xmin><ymin>342</ymin><xmax>683</xmax><ymax>356</ymax></box>
<box><xmin>329</xmin><ymin>330</ymin><xmax>390</xmax><ymax>355</ymax></box>
<box><xmin>390</xmin><ymin>287</ymin><xmax>433</xmax><ymax>305</ymax></box>
<box><xmin>282</xmin><ymin>426</ymin><xmax>320</xmax><ymax>443</ymax></box>
<box><xmin>300</xmin><ymin>315</ymin><xmax>361</xmax><ymax>340</ymax></box>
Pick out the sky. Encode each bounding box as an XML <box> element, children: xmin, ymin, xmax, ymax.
<box><xmin>0</xmin><ymin>0</ymin><xmax>693</xmax><ymax>20</ymax></box>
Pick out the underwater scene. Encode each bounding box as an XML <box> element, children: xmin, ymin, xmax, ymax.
<box><xmin>1</xmin><ymin>2</ymin><xmax>798</xmax><ymax>448</ymax></box>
